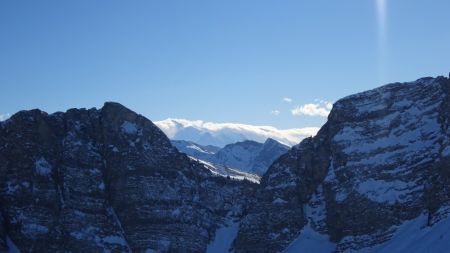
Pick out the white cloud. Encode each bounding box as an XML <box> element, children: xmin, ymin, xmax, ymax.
<box><xmin>270</xmin><ymin>110</ymin><xmax>280</xmax><ymax>116</ymax></box>
<box><xmin>283</xmin><ymin>97</ymin><xmax>293</xmax><ymax>103</ymax></box>
<box><xmin>154</xmin><ymin>118</ymin><xmax>320</xmax><ymax>147</ymax></box>
<box><xmin>315</xmin><ymin>99</ymin><xmax>334</xmax><ymax>110</ymax></box>
<box><xmin>291</xmin><ymin>101</ymin><xmax>333</xmax><ymax>117</ymax></box>
<box><xmin>0</xmin><ymin>113</ymin><xmax>10</xmax><ymax>121</ymax></box>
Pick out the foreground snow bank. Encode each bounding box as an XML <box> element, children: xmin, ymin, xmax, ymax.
<box><xmin>283</xmin><ymin>210</ymin><xmax>450</xmax><ymax>253</ymax></box>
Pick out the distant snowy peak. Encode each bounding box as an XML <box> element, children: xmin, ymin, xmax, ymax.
<box><xmin>171</xmin><ymin>140</ymin><xmax>220</xmax><ymax>161</ymax></box>
<box><xmin>155</xmin><ymin>118</ymin><xmax>319</xmax><ymax>147</ymax></box>
<box><xmin>212</xmin><ymin>138</ymin><xmax>290</xmax><ymax>175</ymax></box>
<box><xmin>173</xmin><ymin>138</ymin><xmax>290</xmax><ymax>176</ymax></box>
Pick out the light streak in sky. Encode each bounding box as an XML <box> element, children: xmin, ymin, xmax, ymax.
<box><xmin>376</xmin><ymin>0</ymin><xmax>388</xmax><ymax>83</ymax></box>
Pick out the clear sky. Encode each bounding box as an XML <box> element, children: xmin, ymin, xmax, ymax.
<box><xmin>1</xmin><ymin>0</ymin><xmax>450</xmax><ymax>128</ymax></box>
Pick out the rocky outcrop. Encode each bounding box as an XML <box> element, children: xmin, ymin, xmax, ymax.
<box><xmin>233</xmin><ymin>76</ymin><xmax>450</xmax><ymax>252</ymax></box>
<box><xmin>0</xmin><ymin>213</ymin><xmax>6</xmax><ymax>251</ymax></box>
<box><xmin>0</xmin><ymin>102</ymin><xmax>256</xmax><ymax>252</ymax></box>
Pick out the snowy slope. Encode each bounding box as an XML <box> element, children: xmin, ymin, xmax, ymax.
<box><xmin>171</xmin><ymin>140</ymin><xmax>220</xmax><ymax>161</ymax></box>
<box><xmin>194</xmin><ymin>157</ymin><xmax>260</xmax><ymax>184</ymax></box>
<box><xmin>352</xmin><ymin>211</ymin><xmax>450</xmax><ymax>253</ymax></box>
<box><xmin>284</xmin><ymin>211</ymin><xmax>450</xmax><ymax>253</ymax></box>
<box><xmin>207</xmin><ymin>216</ymin><xmax>240</xmax><ymax>253</ymax></box>
<box><xmin>284</xmin><ymin>209</ymin><xmax>450</xmax><ymax>253</ymax></box>
<box><xmin>155</xmin><ymin>118</ymin><xmax>319</xmax><ymax>147</ymax></box>
<box><xmin>283</xmin><ymin>224</ymin><xmax>336</xmax><ymax>253</ymax></box>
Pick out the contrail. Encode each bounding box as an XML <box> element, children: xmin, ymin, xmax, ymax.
<box><xmin>376</xmin><ymin>0</ymin><xmax>387</xmax><ymax>83</ymax></box>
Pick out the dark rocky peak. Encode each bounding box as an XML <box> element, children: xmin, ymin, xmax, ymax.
<box><xmin>260</xmin><ymin>138</ymin><xmax>289</xmax><ymax>158</ymax></box>
<box><xmin>11</xmin><ymin>108</ymin><xmax>47</xmax><ymax>119</ymax></box>
<box><xmin>101</xmin><ymin>102</ymin><xmax>170</xmax><ymax>141</ymax></box>
<box><xmin>0</xmin><ymin>102</ymin><xmax>255</xmax><ymax>253</ymax></box>
<box><xmin>263</xmin><ymin>137</ymin><xmax>282</xmax><ymax>146</ymax></box>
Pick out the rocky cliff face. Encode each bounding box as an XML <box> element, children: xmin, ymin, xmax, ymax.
<box><xmin>233</xmin><ymin>76</ymin><xmax>450</xmax><ymax>252</ymax></box>
<box><xmin>0</xmin><ymin>102</ymin><xmax>256</xmax><ymax>253</ymax></box>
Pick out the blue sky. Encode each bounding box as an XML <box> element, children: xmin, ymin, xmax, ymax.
<box><xmin>1</xmin><ymin>0</ymin><xmax>450</xmax><ymax>128</ymax></box>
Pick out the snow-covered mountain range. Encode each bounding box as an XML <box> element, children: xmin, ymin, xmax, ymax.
<box><xmin>173</xmin><ymin>138</ymin><xmax>290</xmax><ymax>176</ymax></box>
<box><xmin>1</xmin><ymin>75</ymin><xmax>450</xmax><ymax>253</ymax></box>
<box><xmin>155</xmin><ymin>118</ymin><xmax>319</xmax><ymax>147</ymax></box>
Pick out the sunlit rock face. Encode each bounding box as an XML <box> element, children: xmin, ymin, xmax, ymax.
<box><xmin>233</xmin><ymin>76</ymin><xmax>450</xmax><ymax>252</ymax></box>
<box><xmin>0</xmin><ymin>102</ymin><xmax>256</xmax><ymax>253</ymax></box>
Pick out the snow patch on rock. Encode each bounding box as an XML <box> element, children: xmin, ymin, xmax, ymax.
<box><xmin>195</xmin><ymin>157</ymin><xmax>260</xmax><ymax>184</ymax></box>
<box><xmin>35</xmin><ymin>157</ymin><xmax>52</xmax><ymax>176</ymax></box>
<box><xmin>121</xmin><ymin>121</ymin><xmax>138</xmax><ymax>135</ymax></box>
<box><xmin>442</xmin><ymin>146</ymin><xmax>450</xmax><ymax>157</ymax></box>
<box><xmin>6</xmin><ymin>236</ymin><xmax>21</xmax><ymax>253</ymax></box>
<box><xmin>356</xmin><ymin>179</ymin><xmax>420</xmax><ymax>205</ymax></box>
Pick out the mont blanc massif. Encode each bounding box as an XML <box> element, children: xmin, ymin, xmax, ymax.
<box><xmin>1</xmin><ymin>75</ymin><xmax>450</xmax><ymax>253</ymax></box>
